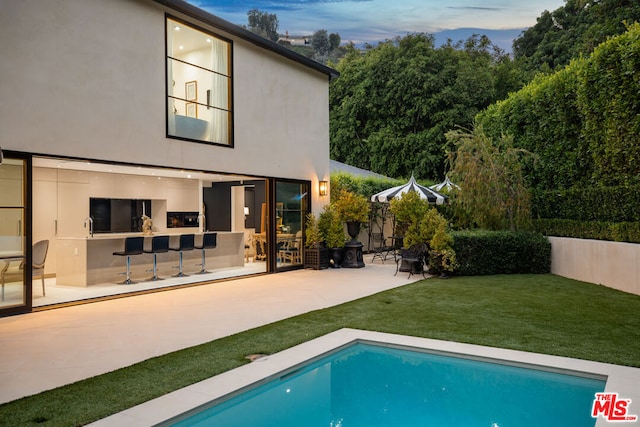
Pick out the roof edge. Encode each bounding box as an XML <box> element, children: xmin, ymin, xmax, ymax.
<box><xmin>153</xmin><ymin>0</ymin><xmax>340</xmax><ymax>81</ymax></box>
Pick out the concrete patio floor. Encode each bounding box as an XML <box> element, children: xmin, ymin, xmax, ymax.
<box><xmin>0</xmin><ymin>255</ymin><xmax>419</xmax><ymax>405</ymax></box>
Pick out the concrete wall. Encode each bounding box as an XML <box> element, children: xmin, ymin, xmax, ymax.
<box><xmin>0</xmin><ymin>0</ymin><xmax>330</xmax><ymax>214</ymax></box>
<box><xmin>549</xmin><ymin>237</ymin><xmax>640</xmax><ymax>296</ymax></box>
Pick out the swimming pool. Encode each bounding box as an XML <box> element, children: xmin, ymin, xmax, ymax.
<box><xmin>90</xmin><ymin>329</ymin><xmax>640</xmax><ymax>427</ymax></box>
<box><xmin>165</xmin><ymin>342</ymin><xmax>604</xmax><ymax>426</ymax></box>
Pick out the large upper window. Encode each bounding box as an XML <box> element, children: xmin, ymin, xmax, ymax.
<box><xmin>166</xmin><ymin>18</ymin><xmax>232</xmax><ymax>146</ymax></box>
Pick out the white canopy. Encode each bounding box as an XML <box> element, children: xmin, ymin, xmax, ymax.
<box><xmin>371</xmin><ymin>175</ymin><xmax>447</xmax><ymax>205</ymax></box>
<box><xmin>430</xmin><ymin>176</ymin><xmax>460</xmax><ymax>192</ymax></box>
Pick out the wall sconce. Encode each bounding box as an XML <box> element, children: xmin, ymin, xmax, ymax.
<box><xmin>319</xmin><ymin>180</ymin><xmax>328</xmax><ymax>196</ymax></box>
<box><xmin>244</xmin><ymin>206</ymin><xmax>250</xmax><ymax>217</ymax></box>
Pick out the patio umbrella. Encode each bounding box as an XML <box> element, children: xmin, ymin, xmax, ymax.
<box><xmin>430</xmin><ymin>176</ymin><xmax>460</xmax><ymax>192</ymax></box>
<box><xmin>371</xmin><ymin>175</ymin><xmax>447</xmax><ymax>205</ymax></box>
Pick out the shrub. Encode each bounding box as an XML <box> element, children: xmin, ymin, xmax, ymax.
<box><xmin>452</xmin><ymin>230</ymin><xmax>551</xmax><ymax>276</ymax></box>
<box><xmin>318</xmin><ymin>205</ymin><xmax>346</xmax><ymax>248</ymax></box>
<box><xmin>304</xmin><ymin>213</ymin><xmax>323</xmax><ymax>248</ymax></box>
<box><xmin>532</xmin><ymin>185</ymin><xmax>640</xmax><ymax>223</ymax></box>
<box><xmin>332</xmin><ymin>189</ymin><xmax>370</xmax><ymax>223</ymax></box>
<box><xmin>532</xmin><ymin>219</ymin><xmax>640</xmax><ymax>244</ymax></box>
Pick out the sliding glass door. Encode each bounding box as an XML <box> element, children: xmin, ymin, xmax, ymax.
<box><xmin>0</xmin><ymin>153</ymin><xmax>31</xmax><ymax>316</ymax></box>
<box><xmin>274</xmin><ymin>180</ymin><xmax>309</xmax><ymax>271</ymax></box>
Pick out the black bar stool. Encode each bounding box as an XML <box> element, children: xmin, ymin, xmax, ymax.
<box><xmin>170</xmin><ymin>234</ymin><xmax>194</xmax><ymax>277</ymax></box>
<box><xmin>113</xmin><ymin>237</ymin><xmax>144</xmax><ymax>284</ymax></box>
<box><xmin>195</xmin><ymin>232</ymin><xmax>217</xmax><ymax>274</ymax></box>
<box><xmin>144</xmin><ymin>235</ymin><xmax>169</xmax><ymax>281</ymax></box>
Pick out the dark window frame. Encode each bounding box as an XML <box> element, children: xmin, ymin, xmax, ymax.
<box><xmin>165</xmin><ymin>15</ymin><xmax>234</xmax><ymax>148</ymax></box>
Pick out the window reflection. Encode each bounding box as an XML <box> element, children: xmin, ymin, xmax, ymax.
<box><xmin>276</xmin><ymin>182</ymin><xmax>308</xmax><ymax>268</ymax></box>
<box><xmin>0</xmin><ymin>159</ymin><xmax>26</xmax><ymax>309</ymax></box>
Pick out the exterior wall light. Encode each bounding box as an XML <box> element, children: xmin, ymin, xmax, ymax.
<box><xmin>319</xmin><ymin>180</ymin><xmax>328</xmax><ymax>196</ymax></box>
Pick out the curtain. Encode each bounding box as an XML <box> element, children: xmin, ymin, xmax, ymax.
<box><xmin>210</xmin><ymin>38</ymin><xmax>229</xmax><ymax>144</ymax></box>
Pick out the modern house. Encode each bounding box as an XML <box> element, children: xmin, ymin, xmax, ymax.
<box><xmin>0</xmin><ymin>0</ymin><xmax>338</xmax><ymax>317</ymax></box>
<box><xmin>278</xmin><ymin>32</ymin><xmax>311</xmax><ymax>46</ymax></box>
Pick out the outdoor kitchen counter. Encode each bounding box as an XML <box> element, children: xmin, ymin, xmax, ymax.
<box><xmin>55</xmin><ymin>232</ymin><xmax>244</xmax><ymax>287</ymax></box>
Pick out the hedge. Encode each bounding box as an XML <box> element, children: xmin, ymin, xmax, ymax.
<box><xmin>531</xmin><ymin>185</ymin><xmax>640</xmax><ymax>223</ymax></box>
<box><xmin>477</xmin><ymin>23</ymin><xmax>640</xmax><ymax>190</ymax></box>
<box><xmin>452</xmin><ymin>230</ymin><xmax>551</xmax><ymax>276</ymax></box>
<box><xmin>532</xmin><ymin>219</ymin><xmax>640</xmax><ymax>244</ymax></box>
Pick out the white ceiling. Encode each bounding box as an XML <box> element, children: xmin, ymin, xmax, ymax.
<box><xmin>33</xmin><ymin>157</ymin><xmax>256</xmax><ymax>184</ymax></box>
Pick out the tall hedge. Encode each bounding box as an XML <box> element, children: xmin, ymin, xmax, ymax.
<box><xmin>577</xmin><ymin>24</ymin><xmax>640</xmax><ymax>187</ymax></box>
<box><xmin>532</xmin><ymin>185</ymin><xmax>640</xmax><ymax>222</ymax></box>
<box><xmin>476</xmin><ymin>23</ymin><xmax>640</xmax><ymax>191</ymax></box>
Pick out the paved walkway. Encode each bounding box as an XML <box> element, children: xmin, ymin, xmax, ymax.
<box><xmin>0</xmin><ymin>256</ymin><xmax>419</xmax><ymax>404</ymax></box>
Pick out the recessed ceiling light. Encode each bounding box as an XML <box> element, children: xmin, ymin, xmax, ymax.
<box><xmin>179</xmin><ymin>45</ymin><xmax>184</xmax><ymax>50</ymax></box>
<box><xmin>206</xmin><ymin>38</ymin><xmax>211</xmax><ymax>43</ymax></box>
<box><xmin>174</xmin><ymin>26</ymin><xmax>180</xmax><ymax>31</ymax></box>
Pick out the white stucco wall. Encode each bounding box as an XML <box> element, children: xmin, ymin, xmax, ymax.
<box><xmin>549</xmin><ymin>237</ymin><xmax>640</xmax><ymax>296</ymax></box>
<box><xmin>0</xmin><ymin>0</ymin><xmax>330</xmax><ymax>212</ymax></box>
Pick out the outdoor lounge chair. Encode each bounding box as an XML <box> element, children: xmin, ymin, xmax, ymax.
<box><xmin>394</xmin><ymin>243</ymin><xmax>428</xmax><ymax>278</ymax></box>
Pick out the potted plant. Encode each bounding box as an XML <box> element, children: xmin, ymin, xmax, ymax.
<box><xmin>304</xmin><ymin>213</ymin><xmax>328</xmax><ymax>269</ymax></box>
<box><xmin>332</xmin><ymin>189</ymin><xmax>369</xmax><ymax>268</ymax></box>
<box><xmin>332</xmin><ymin>189</ymin><xmax>369</xmax><ymax>240</ymax></box>
<box><xmin>318</xmin><ymin>205</ymin><xmax>346</xmax><ymax>268</ymax></box>
<box><xmin>304</xmin><ymin>213</ymin><xmax>323</xmax><ymax>249</ymax></box>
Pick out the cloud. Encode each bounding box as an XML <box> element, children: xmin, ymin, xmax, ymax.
<box><xmin>446</xmin><ymin>6</ymin><xmax>502</xmax><ymax>11</ymax></box>
<box><xmin>188</xmin><ymin>0</ymin><xmax>566</xmax><ymax>49</ymax></box>
<box><xmin>193</xmin><ymin>0</ymin><xmax>371</xmax><ymax>13</ymax></box>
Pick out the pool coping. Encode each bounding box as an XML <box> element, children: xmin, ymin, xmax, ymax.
<box><xmin>89</xmin><ymin>328</ymin><xmax>640</xmax><ymax>426</ymax></box>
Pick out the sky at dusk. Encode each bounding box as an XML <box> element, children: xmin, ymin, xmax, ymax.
<box><xmin>187</xmin><ymin>0</ymin><xmax>566</xmax><ymax>49</ymax></box>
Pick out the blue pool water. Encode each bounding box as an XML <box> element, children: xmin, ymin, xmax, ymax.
<box><xmin>168</xmin><ymin>343</ymin><xmax>605</xmax><ymax>427</ymax></box>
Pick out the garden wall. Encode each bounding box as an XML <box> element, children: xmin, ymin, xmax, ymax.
<box><xmin>549</xmin><ymin>237</ymin><xmax>640</xmax><ymax>296</ymax></box>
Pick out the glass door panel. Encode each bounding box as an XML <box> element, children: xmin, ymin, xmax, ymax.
<box><xmin>275</xmin><ymin>181</ymin><xmax>308</xmax><ymax>270</ymax></box>
<box><xmin>0</xmin><ymin>158</ymin><xmax>28</xmax><ymax>312</ymax></box>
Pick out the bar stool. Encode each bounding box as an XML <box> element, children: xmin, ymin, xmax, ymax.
<box><xmin>195</xmin><ymin>232</ymin><xmax>217</xmax><ymax>274</ymax></box>
<box><xmin>170</xmin><ymin>234</ymin><xmax>194</xmax><ymax>277</ymax></box>
<box><xmin>113</xmin><ymin>237</ymin><xmax>144</xmax><ymax>284</ymax></box>
<box><xmin>143</xmin><ymin>235</ymin><xmax>170</xmax><ymax>281</ymax></box>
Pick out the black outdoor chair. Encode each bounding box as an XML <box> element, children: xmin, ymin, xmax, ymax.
<box><xmin>394</xmin><ymin>243</ymin><xmax>428</xmax><ymax>278</ymax></box>
<box><xmin>370</xmin><ymin>233</ymin><xmax>394</xmax><ymax>264</ymax></box>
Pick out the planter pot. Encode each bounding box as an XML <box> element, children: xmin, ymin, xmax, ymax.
<box><xmin>346</xmin><ymin>221</ymin><xmax>361</xmax><ymax>241</ymax></box>
<box><xmin>329</xmin><ymin>247</ymin><xmax>344</xmax><ymax>268</ymax></box>
<box><xmin>304</xmin><ymin>247</ymin><xmax>329</xmax><ymax>270</ymax></box>
<box><xmin>343</xmin><ymin>221</ymin><xmax>365</xmax><ymax>268</ymax></box>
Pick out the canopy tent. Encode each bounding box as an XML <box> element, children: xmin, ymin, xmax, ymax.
<box><xmin>430</xmin><ymin>176</ymin><xmax>460</xmax><ymax>192</ymax></box>
<box><xmin>370</xmin><ymin>175</ymin><xmax>447</xmax><ymax>205</ymax></box>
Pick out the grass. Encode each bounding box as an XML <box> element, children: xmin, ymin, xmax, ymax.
<box><xmin>1</xmin><ymin>274</ymin><xmax>639</xmax><ymax>426</ymax></box>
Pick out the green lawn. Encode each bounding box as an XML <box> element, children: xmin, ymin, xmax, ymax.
<box><xmin>1</xmin><ymin>274</ymin><xmax>639</xmax><ymax>426</ymax></box>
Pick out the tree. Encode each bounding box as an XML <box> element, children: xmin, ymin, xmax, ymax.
<box><xmin>513</xmin><ymin>0</ymin><xmax>640</xmax><ymax>72</ymax></box>
<box><xmin>247</xmin><ymin>9</ymin><xmax>279</xmax><ymax>42</ymax></box>
<box><xmin>329</xmin><ymin>33</ymin><xmax>341</xmax><ymax>51</ymax></box>
<box><xmin>330</xmin><ymin>33</ymin><xmax>517</xmax><ymax>180</ymax></box>
<box><xmin>310</xmin><ymin>29</ymin><xmax>330</xmax><ymax>62</ymax></box>
<box><xmin>446</xmin><ymin>127</ymin><xmax>532</xmax><ymax>231</ymax></box>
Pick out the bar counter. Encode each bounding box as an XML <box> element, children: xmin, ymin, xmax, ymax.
<box><xmin>56</xmin><ymin>232</ymin><xmax>244</xmax><ymax>286</ymax></box>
